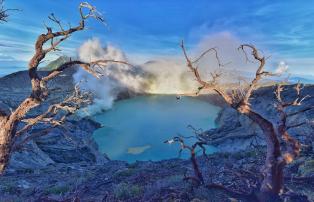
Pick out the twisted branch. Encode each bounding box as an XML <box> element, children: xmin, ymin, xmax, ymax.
<box><xmin>164</xmin><ymin>134</ymin><xmax>208</xmax><ymax>185</ymax></box>
<box><xmin>180</xmin><ymin>40</ymin><xmax>233</xmax><ymax>105</ymax></box>
<box><xmin>274</xmin><ymin>83</ymin><xmax>311</xmax><ymax>165</ymax></box>
<box><xmin>0</xmin><ymin>0</ymin><xmax>18</xmax><ymax>22</ymax></box>
<box><xmin>16</xmin><ymin>83</ymin><xmax>92</xmax><ymax>136</ymax></box>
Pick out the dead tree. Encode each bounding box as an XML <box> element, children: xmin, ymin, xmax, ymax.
<box><xmin>0</xmin><ymin>2</ymin><xmax>129</xmax><ymax>174</ymax></box>
<box><xmin>180</xmin><ymin>41</ymin><xmax>312</xmax><ymax>201</ymax></box>
<box><xmin>165</xmin><ymin>127</ymin><xmax>260</xmax><ymax>200</ymax></box>
<box><xmin>0</xmin><ymin>0</ymin><xmax>10</xmax><ymax>22</ymax></box>
<box><xmin>0</xmin><ymin>0</ymin><xmax>18</xmax><ymax>22</ymax></box>
<box><xmin>165</xmin><ymin>127</ymin><xmax>208</xmax><ymax>185</ymax></box>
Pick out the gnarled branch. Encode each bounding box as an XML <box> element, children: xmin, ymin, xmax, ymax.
<box><xmin>180</xmin><ymin>40</ymin><xmax>233</xmax><ymax>105</ymax></box>
<box><xmin>165</xmin><ymin>127</ymin><xmax>209</xmax><ymax>185</ymax></box>
<box><xmin>16</xmin><ymin>83</ymin><xmax>92</xmax><ymax>136</ymax></box>
<box><xmin>0</xmin><ymin>0</ymin><xmax>18</xmax><ymax>22</ymax></box>
<box><xmin>238</xmin><ymin>44</ymin><xmax>266</xmax><ymax>106</ymax></box>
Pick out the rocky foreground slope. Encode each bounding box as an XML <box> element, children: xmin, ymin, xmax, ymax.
<box><xmin>0</xmin><ymin>68</ymin><xmax>108</xmax><ymax>170</ymax></box>
<box><xmin>0</xmin><ymin>68</ymin><xmax>313</xmax><ymax>201</ymax></box>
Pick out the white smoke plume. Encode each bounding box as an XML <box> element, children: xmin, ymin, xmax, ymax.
<box><xmin>74</xmin><ymin>34</ymin><xmax>288</xmax><ymax>115</ymax></box>
<box><xmin>74</xmin><ymin>38</ymin><xmax>148</xmax><ymax>116</ymax></box>
<box><xmin>127</xmin><ymin>32</ymin><xmax>251</xmax><ymax>95</ymax></box>
<box><xmin>74</xmin><ymin>38</ymin><xmax>198</xmax><ymax>115</ymax></box>
<box><xmin>140</xmin><ymin>59</ymin><xmax>198</xmax><ymax>94</ymax></box>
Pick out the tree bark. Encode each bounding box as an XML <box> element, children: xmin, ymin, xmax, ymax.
<box><xmin>0</xmin><ymin>98</ymin><xmax>40</xmax><ymax>173</ymax></box>
<box><xmin>0</xmin><ymin>116</ymin><xmax>11</xmax><ymax>172</ymax></box>
<box><xmin>190</xmin><ymin>149</ymin><xmax>204</xmax><ymax>184</ymax></box>
<box><xmin>0</xmin><ymin>123</ymin><xmax>15</xmax><ymax>173</ymax></box>
<box><xmin>238</xmin><ymin>105</ymin><xmax>283</xmax><ymax>201</ymax></box>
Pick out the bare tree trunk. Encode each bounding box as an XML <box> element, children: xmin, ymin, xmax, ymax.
<box><xmin>240</xmin><ymin>107</ymin><xmax>283</xmax><ymax>201</ymax></box>
<box><xmin>0</xmin><ymin>128</ymin><xmax>12</xmax><ymax>172</ymax></box>
<box><xmin>190</xmin><ymin>149</ymin><xmax>204</xmax><ymax>184</ymax></box>
<box><xmin>0</xmin><ymin>98</ymin><xmax>39</xmax><ymax>173</ymax></box>
<box><xmin>0</xmin><ymin>117</ymin><xmax>14</xmax><ymax>172</ymax></box>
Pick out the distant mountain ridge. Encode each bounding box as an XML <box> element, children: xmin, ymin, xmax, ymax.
<box><xmin>39</xmin><ymin>56</ymin><xmax>70</xmax><ymax>71</ymax></box>
<box><xmin>289</xmin><ymin>76</ymin><xmax>314</xmax><ymax>84</ymax></box>
<box><xmin>0</xmin><ymin>56</ymin><xmax>71</xmax><ymax>78</ymax></box>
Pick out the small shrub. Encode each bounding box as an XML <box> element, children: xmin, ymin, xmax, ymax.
<box><xmin>113</xmin><ymin>168</ymin><xmax>135</xmax><ymax>179</ymax></box>
<box><xmin>2</xmin><ymin>184</ymin><xmax>17</xmax><ymax>194</ymax></box>
<box><xmin>127</xmin><ymin>163</ymin><xmax>138</xmax><ymax>169</ymax></box>
<box><xmin>166</xmin><ymin>175</ymin><xmax>184</xmax><ymax>184</ymax></box>
<box><xmin>299</xmin><ymin>160</ymin><xmax>314</xmax><ymax>176</ymax></box>
<box><xmin>114</xmin><ymin>183</ymin><xmax>142</xmax><ymax>200</ymax></box>
<box><xmin>233</xmin><ymin>152</ymin><xmax>244</xmax><ymax>160</ymax></box>
<box><xmin>45</xmin><ymin>185</ymin><xmax>69</xmax><ymax>195</ymax></box>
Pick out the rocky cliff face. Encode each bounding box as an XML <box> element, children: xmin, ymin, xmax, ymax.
<box><xmin>0</xmin><ymin>68</ymin><xmax>108</xmax><ymax>171</ymax></box>
<box><xmin>203</xmin><ymin>84</ymin><xmax>314</xmax><ymax>153</ymax></box>
<box><xmin>0</xmin><ymin>67</ymin><xmax>76</xmax><ymax>114</ymax></box>
<box><xmin>8</xmin><ymin>118</ymin><xmax>107</xmax><ymax>171</ymax></box>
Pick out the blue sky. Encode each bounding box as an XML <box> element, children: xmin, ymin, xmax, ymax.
<box><xmin>1</xmin><ymin>0</ymin><xmax>314</xmax><ymax>76</ymax></box>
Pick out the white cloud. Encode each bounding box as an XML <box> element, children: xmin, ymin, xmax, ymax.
<box><xmin>0</xmin><ymin>53</ymin><xmax>16</xmax><ymax>61</ymax></box>
<box><xmin>274</xmin><ymin>61</ymin><xmax>288</xmax><ymax>75</ymax></box>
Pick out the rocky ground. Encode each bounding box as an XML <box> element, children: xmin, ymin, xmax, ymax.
<box><xmin>0</xmin><ymin>69</ymin><xmax>313</xmax><ymax>201</ymax></box>
<box><xmin>1</xmin><ymin>148</ymin><xmax>314</xmax><ymax>201</ymax></box>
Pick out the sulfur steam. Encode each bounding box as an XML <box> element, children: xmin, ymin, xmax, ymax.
<box><xmin>74</xmin><ymin>34</ymin><xmax>288</xmax><ymax>115</ymax></box>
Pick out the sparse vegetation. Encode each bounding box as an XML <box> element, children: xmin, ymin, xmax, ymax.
<box><xmin>298</xmin><ymin>160</ymin><xmax>314</xmax><ymax>176</ymax></box>
<box><xmin>0</xmin><ymin>181</ymin><xmax>16</xmax><ymax>194</ymax></box>
<box><xmin>113</xmin><ymin>168</ymin><xmax>136</xmax><ymax>179</ymax></box>
<box><xmin>45</xmin><ymin>185</ymin><xmax>69</xmax><ymax>195</ymax></box>
<box><xmin>113</xmin><ymin>182</ymin><xmax>142</xmax><ymax>200</ymax></box>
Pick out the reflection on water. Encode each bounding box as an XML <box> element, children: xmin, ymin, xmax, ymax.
<box><xmin>93</xmin><ymin>95</ymin><xmax>220</xmax><ymax>162</ymax></box>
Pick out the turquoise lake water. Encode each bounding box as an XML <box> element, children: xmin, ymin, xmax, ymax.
<box><xmin>93</xmin><ymin>95</ymin><xmax>220</xmax><ymax>162</ymax></box>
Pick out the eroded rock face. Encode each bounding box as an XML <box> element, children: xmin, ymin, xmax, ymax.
<box><xmin>202</xmin><ymin>85</ymin><xmax>314</xmax><ymax>152</ymax></box>
<box><xmin>6</xmin><ymin>123</ymin><xmax>107</xmax><ymax>171</ymax></box>
<box><xmin>203</xmin><ymin>107</ymin><xmax>263</xmax><ymax>152</ymax></box>
<box><xmin>7</xmin><ymin>117</ymin><xmax>107</xmax><ymax>171</ymax></box>
<box><xmin>35</xmin><ymin>119</ymin><xmax>101</xmax><ymax>163</ymax></box>
<box><xmin>8</xmin><ymin>141</ymin><xmax>54</xmax><ymax>170</ymax></box>
<box><xmin>0</xmin><ymin>68</ymin><xmax>108</xmax><ymax>171</ymax></box>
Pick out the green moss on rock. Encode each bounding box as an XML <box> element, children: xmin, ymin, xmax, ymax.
<box><xmin>298</xmin><ymin>160</ymin><xmax>314</xmax><ymax>176</ymax></box>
